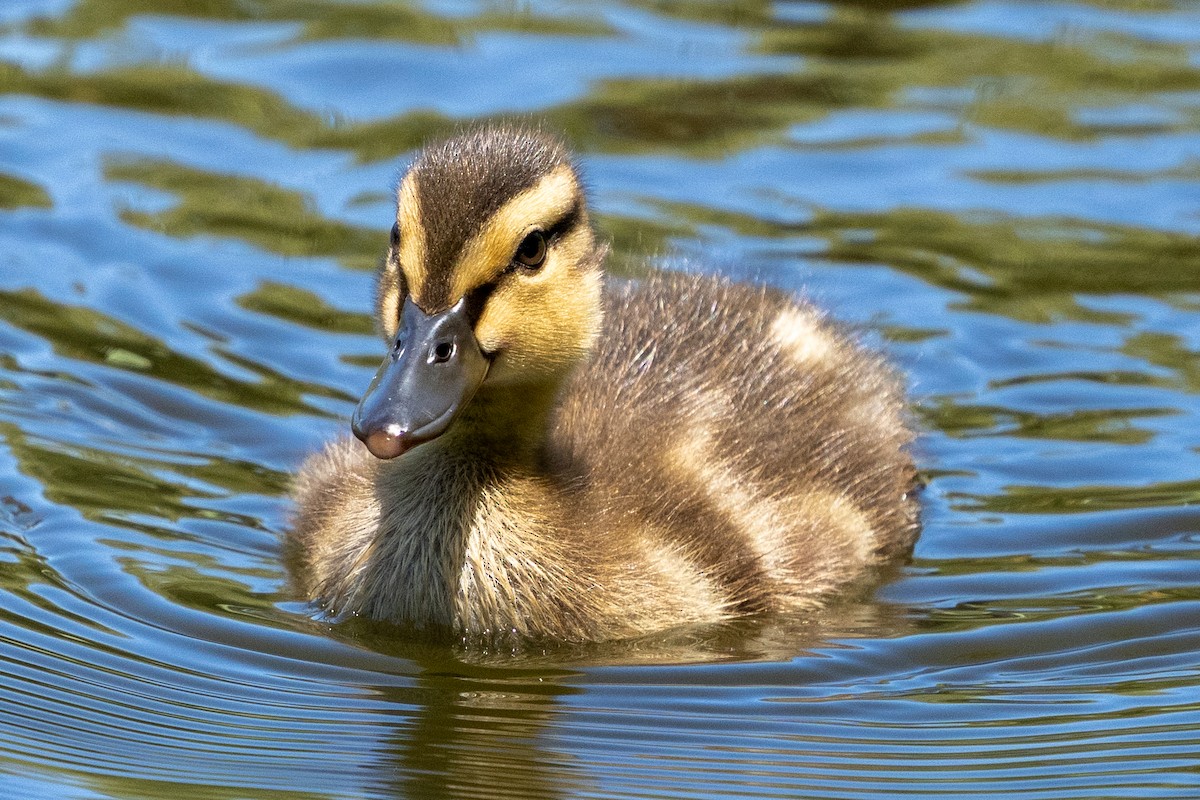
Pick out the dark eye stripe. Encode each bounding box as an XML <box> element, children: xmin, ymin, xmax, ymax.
<box><xmin>464</xmin><ymin>281</ymin><xmax>497</xmax><ymax>325</ymax></box>
<box><xmin>545</xmin><ymin>199</ymin><xmax>581</xmax><ymax>241</ymax></box>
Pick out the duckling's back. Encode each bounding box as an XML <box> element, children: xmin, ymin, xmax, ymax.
<box><xmin>549</xmin><ymin>271</ymin><xmax>920</xmax><ymax>613</ymax></box>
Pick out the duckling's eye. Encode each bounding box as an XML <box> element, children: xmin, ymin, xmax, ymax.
<box><xmin>513</xmin><ymin>230</ymin><xmax>547</xmax><ymax>270</ymax></box>
<box><xmin>389</xmin><ymin>222</ymin><xmax>400</xmax><ymax>250</ymax></box>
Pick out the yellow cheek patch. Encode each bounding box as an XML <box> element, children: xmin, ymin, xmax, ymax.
<box><xmin>395</xmin><ymin>173</ymin><xmax>427</xmax><ymax>304</ymax></box>
<box><xmin>474</xmin><ymin>265</ymin><xmax>603</xmax><ymax>383</ymax></box>
<box><xmin>451</xmin><ymin>166</ymin><xmax>580</xmax><ymax>299</ymax></box>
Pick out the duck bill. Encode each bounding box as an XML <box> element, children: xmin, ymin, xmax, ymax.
<box><xmin>351</xmin><ymin>296</ymin><xmax>489</xmax><ymax>460</ymax></box>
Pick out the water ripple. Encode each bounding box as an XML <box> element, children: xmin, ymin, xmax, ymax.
<box><xmin>1</xmin><ymin>0</ymin><xmax>1199</xmax><ymax>798</ymax></box>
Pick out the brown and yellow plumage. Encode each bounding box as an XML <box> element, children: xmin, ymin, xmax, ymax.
<box><xmin>287</xmin><ymin>125</ymin><xmax>920</xmax><ymax>643</ymax></box>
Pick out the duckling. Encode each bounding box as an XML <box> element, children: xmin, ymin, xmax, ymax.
<box><xmin>287</xmin><ymin>124</ymin><xmax>920</xmax><ymax>643</ymax></box>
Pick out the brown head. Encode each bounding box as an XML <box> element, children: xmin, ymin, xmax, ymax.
<box><xmin>353</xmin><ymin>125</ymin><xmax>606</xmax><ymax>459</ymax></box>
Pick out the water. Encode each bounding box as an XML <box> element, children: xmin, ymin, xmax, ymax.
<box><xmin>1</xmin><ymin>0</ymin><xmax>1199</xmax><ymax>797</ymax></box>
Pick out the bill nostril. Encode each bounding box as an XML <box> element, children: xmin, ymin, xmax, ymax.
<box><xmin>432</xmin><ymin>341</ymin><xmax>456</xmax><ymax>363</ymax></box>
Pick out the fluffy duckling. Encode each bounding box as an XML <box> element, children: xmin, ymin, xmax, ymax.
<box><xmin>288</xmin><ymin>125</ymin><xmax>920</xmax><ymax>643</ymax></box>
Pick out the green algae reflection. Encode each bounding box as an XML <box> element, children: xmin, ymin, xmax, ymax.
<box><xmin>0</xmin><ymin>288</ymin><xmax>354</xmax><ymax>415</ymax></box>
<box><xmin>106</xmin><ymin>158</ymin><xmax>383</xmax><ymax>271</ymax></box>
<box><xmin>952</xmin><ymin>477</ymin><xmax>1200</xmax><ymax>514</ymax></box>
<box><xmin>644</xmin><ymin>198</ymin><xmax>1200</xmax><ymax>323</ymax></box>
<box><xmin>18</xmin><ymin>0</ymin><xmax>610</xmax><ymax>43</ymax></box>
<box><xmin>0</xmin><ymin>173</ymin><xmax>52</xmax><ymax>210</ymax></box>
<box><xmin>4</xmin><ymin>0</ymin><xmax>1196</xmax><ymax>162</ymax></box>
<box><xmin>236</xmin><ymin>281</ymin><xmax>374</xmax><ymax>336</ymax></box>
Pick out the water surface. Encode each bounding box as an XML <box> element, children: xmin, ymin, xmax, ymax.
<box><xmin>1</xmin><ymin>0</ymin><xmax>1199</xmax><ymax>798</ymax></box>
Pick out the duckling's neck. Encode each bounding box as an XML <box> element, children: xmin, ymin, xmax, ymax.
<box><xmin>443</xmin><ymin>380</ymin><xmax>563</xmax><ymax>465</ymax></box>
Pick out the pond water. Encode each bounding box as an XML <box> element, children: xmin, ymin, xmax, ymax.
<box><xmin>1</xmin><ymin>0</ymin><xmax>1199</xmax><ymax>798</ymax></box>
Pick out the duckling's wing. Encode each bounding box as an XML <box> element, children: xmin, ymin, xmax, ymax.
<box><xmin>549</xmin><ymin>271</ymin><xmax>920</xmax><ymax>611</ymax></box>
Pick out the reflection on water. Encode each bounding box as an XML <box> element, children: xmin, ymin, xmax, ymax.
<box><xmin>1</xmin><ymin>0</ymin><xmax>1199</xmax><ymax>797</ymax></box>
<box><xmin>106</xmin><ymin>158</ymin><xmax>383</xmax><ymax>270</ymax></box>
